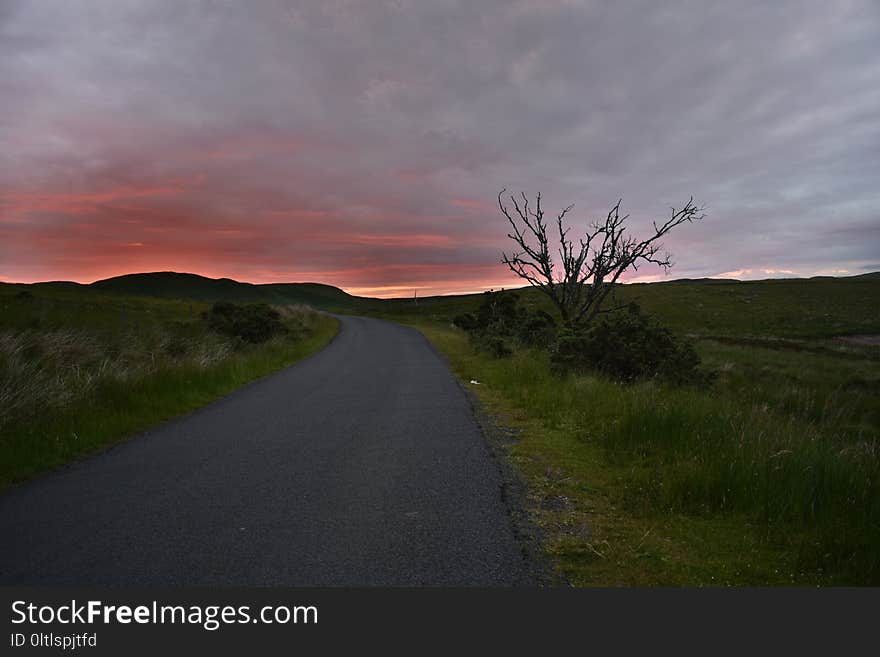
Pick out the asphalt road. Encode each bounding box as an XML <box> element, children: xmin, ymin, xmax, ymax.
<box><xmin>0</xmin><ymin>315</ymin><xmax>535</xmax><ymax>585</ymax></box>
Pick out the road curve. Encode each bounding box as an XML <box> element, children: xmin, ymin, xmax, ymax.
<box><xmin>0</xmin><ymin>315</ymin><xmax>535</xmax><ymax>585</ymax></box>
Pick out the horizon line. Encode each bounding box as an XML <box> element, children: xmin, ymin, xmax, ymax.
<box><xmin>2</xmin><ymin>269</ymin><xmax>876</xmax><ymax>301</ymax></box>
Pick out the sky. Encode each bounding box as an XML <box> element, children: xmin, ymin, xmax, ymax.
<box><xmin>1</xmin><ymin>1</ymin><xmax>879</xmax><ymax>297</ymax></box>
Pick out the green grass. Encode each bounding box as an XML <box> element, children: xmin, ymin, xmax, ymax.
<box><xmin>0</xmin><ymin>284</ymin><xmax>338</xmax><ymax>489</ymax></box>
<box><xmin>25</xmin><ymin>270</ymin><xmax>880</xmax><ymax>339</ymax></box>
<box><xmin>371</xmin><ymin>273</ymin><xmax>880</xmax><ymax>339</ymax></box>
<box><xmin>698</xmin><ymin>339</ymin><xmax>880</xmax><ymax>442</ymax></box>
<box><xmin>612</xmin><ymin>275</ymin><xmax>880</xmax><ymax>338</ymax></box>
<box><xmin>398</xmin><ymin>277</ymin><xmax>880</xmax><ymax>585</ymax></box>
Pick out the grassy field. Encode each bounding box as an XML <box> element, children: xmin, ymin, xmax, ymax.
<box><xmin>0</xmin><ymin>283</ymin><xmax>338</xmax><ymax>489</ymax></box>
<box><xmin>388</xmin><ymin>274</ymin><xmax>880</xmax><ymax>585</ymax></box>
<box><xmin>38</xmin><ymin>271</ymin><xmax>880</xmax><ymax>340</ymax></box>
<box><xmin>4</xmin><ymin>270</ymin><xmax>878</xmax><ymax>584</ymax></box>
<box><xmin>374</xmin><ymin>273</ymin><xmax>880</xmax><ymax>338</ymax></box>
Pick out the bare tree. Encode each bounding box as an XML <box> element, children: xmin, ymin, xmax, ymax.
<box><xmin>500</xmin><ymin>190</ymin><xmax>704</xmax><ymax>328</ymax></box>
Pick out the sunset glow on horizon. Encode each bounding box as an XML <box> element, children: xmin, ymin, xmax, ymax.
<box><xmin>2</xmin><ymin>2</ymin><xmax>879</xmax><ymax>297</ymax></box>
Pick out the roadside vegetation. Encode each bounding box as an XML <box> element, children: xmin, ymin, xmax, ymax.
<box><xmin>3</xmin><ymin>265</ymin><xmax>877</xmax><ymax>583</ymax></box>
<box><xmin>365</xmin><ymin>187</ymin><xmax>878</xmax><ymax>585</ymax></box>
<box><xmin>390</xmin><ymin>276</ymin><xmax>879</xmax><ymax>585</ymax></box>
<box><xmin>359</xmin><ymin>190</ymin><xmax>878</xmax><ymax>584</ymax></box>
<box><xmin>0</xmin><ymin>284</ymin><xmax>337</xmax><ymax>489</ymax></box>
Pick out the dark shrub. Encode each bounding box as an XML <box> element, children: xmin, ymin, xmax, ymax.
<box><xmin>206</xmin><ymin>302</ymin><xmax>285</xmax><ymax>344</ymax></box>
<box><xmin>455</xmin><ymin>290</ymin><xmax>557</xmax><ymax>356</ymax></box>
<box><xmin>515</xmin><ymin>309</ymin><xmax>557</xmax><ymax>347</ymax></box>
<box><xmin>551</xmin><ymin>303</ymin><xmax>706</xmax><ymax>385</ymax></box>
<box><xmin>476</xmin><ymin>335</ymin><xmax>514</xmax><ymax>358</ymax></box>
<box><xmin>452</xmin><ymin>312</ymin><xmax>479</xmax><ymax>332</ymax></box>
<box><xmin>475</xmin><ymin>290</ymin><xmax>522</xmax><ymax>336</ymax></box>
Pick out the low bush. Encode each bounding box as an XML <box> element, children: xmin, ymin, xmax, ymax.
<box><xmin>206</xmin><ymin>302</ymin><xmax>285</xmax><ymax>344</ymax></box>
<box><xmin>474</xmin><ymin>335</ymin><xmax>514</xmax><ymax>358</ymax></box>
<box><xmin>453</xmin><ymin>290</ymin><xmax>556</xmax><ymax>356</ymax></box>
<box><xmin>550</xmin><ymin>303</ymin><xmax>707</xmax><ymax>385</ymax></box>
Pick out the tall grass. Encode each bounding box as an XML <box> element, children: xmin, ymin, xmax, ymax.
<box><xmin>419</xmin><ymin>324</ymin><xmax>880</xmax><ymax>584</ymax></box>
<box><xmin>0</xmin><ymin>327</ymin><xmax>233</xmax><ymax>431</ymax></box>
<box><xmin>0</xmin><ymin>299</ymin><xmax>338</xmax><ymax>488</ymax></box>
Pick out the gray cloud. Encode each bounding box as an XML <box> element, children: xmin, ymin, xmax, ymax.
<box><xmin>1</xmin><ymin>0</ymin><xmax>878</xmax><ymax>293</ymax></box>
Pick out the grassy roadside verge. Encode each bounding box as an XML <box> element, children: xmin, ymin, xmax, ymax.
<box><xmin>0</xmin><ymin>295</ymin><xmax>338</xmax><ymax>490</ymax></box>
<box><xmin>410</xmin><ymin>321</ymin><xmax>879</xmax><ymax>586</ymax></box>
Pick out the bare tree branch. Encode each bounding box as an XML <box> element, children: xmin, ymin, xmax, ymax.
<box><xmin>500</xmin><ymin>190</ymin><xmax>704</xmax><ymax>328</ymax></box>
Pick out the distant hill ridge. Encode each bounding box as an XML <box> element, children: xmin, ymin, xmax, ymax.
<box><xmin>6</xmin><ymin>270</ymin><xmax>878</xmax><ymax>312</ymax></box>
<box><xmin>7</xmin><ymin>272</ymin><xmax>366</xmax><ymax>311</ymax></box>
<box><xmin>86</xmin><ymin>272</ymin><xmax>356</xmax><ymax>310</ymax></box>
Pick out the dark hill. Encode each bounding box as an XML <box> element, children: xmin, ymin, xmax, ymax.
<box><xmin>90</xmin><ymin>272</ymin><xmax>357</xmax><ymax>310</ymax></box>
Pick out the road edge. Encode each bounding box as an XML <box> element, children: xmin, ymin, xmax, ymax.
<box><xmin>408</xmin><ymin>325</ymin><xmax>564</xmax><ymax>587</ymax></box>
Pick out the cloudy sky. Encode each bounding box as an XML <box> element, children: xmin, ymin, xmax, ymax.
<box><xmin>1</xmin><ymin>1</ymin><xmax>878</xmax><ymax>296</ymax></box>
